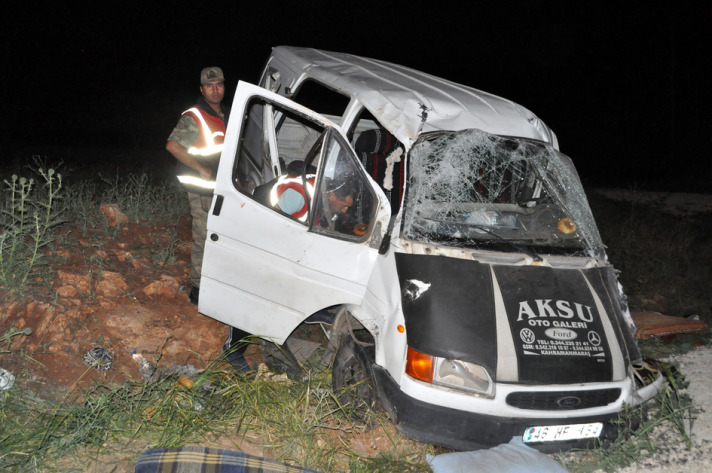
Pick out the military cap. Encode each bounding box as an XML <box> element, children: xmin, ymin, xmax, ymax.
<box><xmin>200</xmin><ymin>67</ymin><xmax>225</xmax><ymax>84</ymax></box>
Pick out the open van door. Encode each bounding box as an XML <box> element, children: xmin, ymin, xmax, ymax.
<box><xmin>199</xmin><ymin>82</ymin><xmax>391</xmax><ymax>344</ymax></box>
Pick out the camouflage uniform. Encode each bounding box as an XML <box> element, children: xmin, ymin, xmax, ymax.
<box><xmin>167</xmin><ymin>114</ymin><xmax>201</xmax><ymax>148</ymax></box>
<box><xmin>168</xmin><ymin>102</ymin><xmax>225</xmax><ymax>289</ymax></box>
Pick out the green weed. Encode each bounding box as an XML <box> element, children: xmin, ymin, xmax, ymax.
<box><xmin>61</xmin><ymin>172</ymin><xmax>188</xmax><ymax>238</ymax></box>
<box><xmin>98</xmin><ymin>172</ymin><xmax>188</xmax><ymax>225</ymax></box>
<box><xmin>0</xmin><ymin>159</ymin><xmax>65</xmax><ymax>296</ymax></box>
<box><xmin>151</xmin><ymin>228</ymin><xmax>181</xmax><ymax>268</ymax></box>
<box><xmin>0</xmin><ymin>360</ymin><xmax>433</xmax><ymax>472</ymax></box>
<box><xmin>0</xmin><ymin>327</ymin><xmax>32</xmax><ymax>354</ymax></box>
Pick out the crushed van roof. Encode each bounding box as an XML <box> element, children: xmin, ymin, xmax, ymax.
<box><xmin>270</xmin><ymin>46</ymin><xmax>558</xmax><ymax>149</ymax></box>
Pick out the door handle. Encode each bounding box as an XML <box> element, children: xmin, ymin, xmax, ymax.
<box><xmin>212</xmin><ymin>194</ymin><xmax>224</xmax><ymax>216</ymax></box>
<box><xmin>210</xmin><ymin>233</ymin><xmax>219</xmax><ymax>242</ymax></box>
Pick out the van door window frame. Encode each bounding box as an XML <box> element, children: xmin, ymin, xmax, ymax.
<box><xmin>232</xmin><ymin>95</ymin><xmax>379</xmax><ymax>243</ymax></box>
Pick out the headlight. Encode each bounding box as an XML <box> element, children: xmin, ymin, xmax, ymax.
<box><xmin>406</xmin><ymin>346</ymin><xmax>494</xmax><ymax>397</ymax></box>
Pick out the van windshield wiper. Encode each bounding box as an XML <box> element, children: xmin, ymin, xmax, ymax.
<box><xmin>425</xmin><ymin>218</ymin><xmax>543</xmax><ymax>262</ymax></box>
<box><xmin>466</xmin><ymin>223</ymin><xmax>543</xmax><ymax>262</ymax></box>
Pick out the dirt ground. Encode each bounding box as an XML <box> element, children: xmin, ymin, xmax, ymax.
<box><xmin>0</xmin><ymin>217</ymin><xmax>245</xmax><ymax>391</ymax></box>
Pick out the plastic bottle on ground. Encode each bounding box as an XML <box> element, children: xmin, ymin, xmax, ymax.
<box><xmin>131</xmin><ymin>351</ymin><xmax>154</xmax><ymax>379</ymax></box>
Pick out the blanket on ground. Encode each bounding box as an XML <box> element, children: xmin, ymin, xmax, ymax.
<box><xmin>135</xmin><ymin>446</ymin><xmax>323</xmax><ymax>473</ymax></box>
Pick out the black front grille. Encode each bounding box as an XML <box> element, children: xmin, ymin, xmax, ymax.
<box><xmin>506</xmin><ymin>388</ymin><xmax>621</xmax><ymax>410</ymax></box>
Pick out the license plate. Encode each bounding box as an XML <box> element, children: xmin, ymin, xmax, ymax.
<box><xmin>523</xmin><ymin>422</ymin><xmax>603</xmax><ymax>443</ymax></box>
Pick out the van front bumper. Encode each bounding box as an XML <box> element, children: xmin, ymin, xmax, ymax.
<box><xmin>372</xmin><ymin>365</ymin><xmax>622</xmax><ymax>452</ymax></box>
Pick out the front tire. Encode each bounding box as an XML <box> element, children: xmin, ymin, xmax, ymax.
<box><xmin>331</xmin><ymin>333</ymin><xmax>379</xmax><ymax>412</ymax></box>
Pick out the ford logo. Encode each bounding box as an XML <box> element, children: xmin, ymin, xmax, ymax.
<box><xmin>557</xmin><ymin>396</ymin><xmax>581</xmax><ymax>408</ymax></box>
<box><xmin>545</xmin><ymin>328</ymin><xmax>577</xmax><ymax>341</ymax></box>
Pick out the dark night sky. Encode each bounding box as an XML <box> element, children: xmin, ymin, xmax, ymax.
<box><xmin>2</xmin><ymin>3</ymin><xmax>711</xmax><ymax>193</ymax></box>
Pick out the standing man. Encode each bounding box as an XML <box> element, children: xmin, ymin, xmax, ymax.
<box><xmin>167</xmin><ymin>67</ymin><xmax>251</xmax><ymax>373</ymax></box>
<box><xmin>167</xmin><ymin>66</ymin><xmax>228</xmax><ymax>304</ymax></box>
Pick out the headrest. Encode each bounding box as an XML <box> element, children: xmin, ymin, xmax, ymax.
<box><xmin>354</xmin><ymin>129</ymin><xmax>398</xmax><ymax>155</ymax></box>
<box><xmin>286</xmin><ymin>160</ymin><xmax>317</xmax><ymax>175</ymax></box>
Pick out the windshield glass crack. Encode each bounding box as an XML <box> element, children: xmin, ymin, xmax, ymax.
<box><xmin>402</xmin><ymin>129</ymin><xmax>603</xmax><ymax>258</ymax></box>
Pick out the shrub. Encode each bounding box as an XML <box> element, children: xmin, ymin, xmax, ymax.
<box><xmin>0</xmin><ymin>160</ymin><xmax>65</xmax><ymax>296</ymax></box>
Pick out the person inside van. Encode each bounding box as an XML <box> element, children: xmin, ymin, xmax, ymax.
<box><xmin>318</xmin><ymin>179</ymin><xmax>357</xmax><ymax>229</ymax></box>
<box><xmin>262</xmin><ymin>174</ymin><xmax>356</xmax><ymax>234</ymax></box>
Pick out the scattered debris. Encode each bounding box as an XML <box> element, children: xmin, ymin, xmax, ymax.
<box><xmin>255</xmin><ymin>363</ymin><xmax>291</xmax><ymax>383</ymax></box>
<box><xmin>0</xmin><ymin>367</ymin><xmax>15</xmax><ymax>391</ymax></box>
<box><xmin>631</xmin><ymin>311</ymin><xmax>708</xmax><ymax>339</ymax></box>
<box><xmin>100</xmin><ymin>203</ymin><xmax>129</xmax><ymax>227</ymax></box>
<box><xmin>83</xmin><ymin>347</ymin><xmax>113</xmax><ymax>371</ymax></box>
<box><xmin>426</xmin><ymin>436</ymin><xmax>568</xmax><ymax>473</ymax></box>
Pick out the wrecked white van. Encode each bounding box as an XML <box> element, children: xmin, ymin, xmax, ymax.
<box><xmin>199</xmin><ymin>46</ymin><xmax>663</xmax><ymax>451</ymax></box>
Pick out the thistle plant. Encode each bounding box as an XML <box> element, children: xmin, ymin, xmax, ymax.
<box><xmin>98</xmin><ymin>172</ymin><xmax>188</xmax><ymax>224</ymax></box>
<box><xmin>0</xmin><ymin>161</ymin><xmax>65</xmax><ymax>296</ymax></box>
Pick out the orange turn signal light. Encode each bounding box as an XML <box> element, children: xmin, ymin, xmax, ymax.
<box><xmin>405</xmin><ymin>346</ymin><xmax>433</xmax><ymax>383</ymax></box>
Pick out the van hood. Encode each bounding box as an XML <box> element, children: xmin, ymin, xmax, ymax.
<box><xmin>396</xmin><ymin>254</ymin><xmax>632</xmax><ymax>385</ymax></box>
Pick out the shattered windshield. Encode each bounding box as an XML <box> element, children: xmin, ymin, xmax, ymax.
<box><xmin>402</xmin><ymin>129</ymin><xmax>604</xmax><ymax>258</ymax></box>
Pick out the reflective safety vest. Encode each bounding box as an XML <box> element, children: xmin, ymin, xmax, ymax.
<box><xmin>176</xmin><ymin>106</ymin><xmax>226</xmax><ymax>194</ymax></box>
<box><xmin>269</xmin><ymin>174</ymin><xmax>316</xmax><ymax>221</ymax></box>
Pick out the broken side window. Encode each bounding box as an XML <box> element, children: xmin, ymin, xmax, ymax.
<box><xmin>290</xmin><ymin>79</ymin><xmax>351</xmax><ymax>122</ymax></box>
<box><xmin>402</xmin><ymin>129</ymin><xmax>604</xmax><ymax>258</ymax></box>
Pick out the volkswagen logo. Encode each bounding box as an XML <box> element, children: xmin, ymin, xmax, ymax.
<box><xmin>556</xmin><ymin>396</ymin><xmax>582</xmax><ymax>408</ymax></box>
